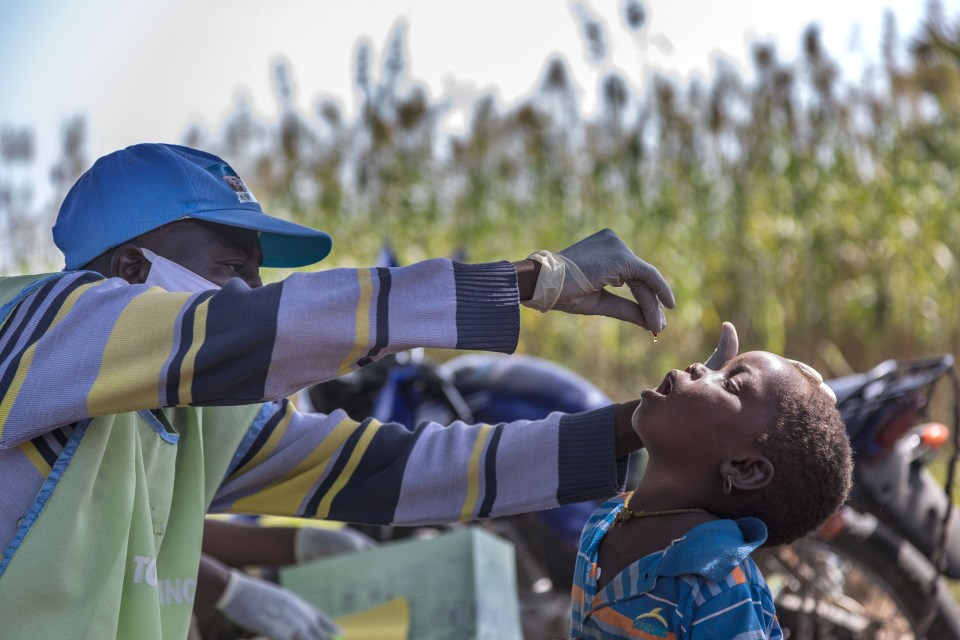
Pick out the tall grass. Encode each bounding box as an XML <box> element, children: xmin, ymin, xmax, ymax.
<box><xmin>184</xmin><ymin>9</ymin><xmax>960</xmax><ymax>399</ymax></box>
<box><xmin>9</xmin><ymin>7</ymin><xmax>960</xmax><ymax>400</ymax></box>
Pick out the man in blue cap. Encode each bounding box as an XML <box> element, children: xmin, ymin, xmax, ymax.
<box><xmin>0</xmin><ymin>143</ymin><xmax>727</xmax><ymax>639</ymax></box>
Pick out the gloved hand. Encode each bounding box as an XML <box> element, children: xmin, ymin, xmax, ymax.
<box><xmin>704</xmin><ymin>321</ymin><xmax>739</xmax><ymax>370</ymax></box>
<box><xmin>216</xmin><ymin>569</ymin><xmax>342</xmax><ymax>640</ymax></box>
<box><xmin>522</xmin><ymin>228</ymin><xmax>675</xmax><ymax>332</ymax></box>
<box><xmin>294</xmin><ymin>526</ymin><xmax>378</xmax><ymax>564</ymax></box>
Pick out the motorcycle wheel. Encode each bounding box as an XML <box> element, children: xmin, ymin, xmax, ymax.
<box><xmin>756</xmin><ymin>507</ymin><xmax>960</xmax><ymax>639</ymax></box>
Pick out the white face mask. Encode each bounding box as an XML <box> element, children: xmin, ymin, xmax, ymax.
<box><xmin>140</xmin><ymin>248</ymin><xmax>220</xmax><ymax>293</ymax></box>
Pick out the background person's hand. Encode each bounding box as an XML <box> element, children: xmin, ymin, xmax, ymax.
<box><xmin>522</xmin><ymin>228</ymin><xmax>675</xmax><ymax>332</ymax></box>
<box><xmin>704</xmin><ymin>322</ymin><xmax>739</xmax><ymax>370</ymax></box>
<box><xmin>216</xmin><ymin>569</ymin><xmax>343</xmax><ymax>640</ymax></box>
<box><xmin>294</xmin><ymin>526</ymin><xmax>378</xmax><ymax>564</ymax></box>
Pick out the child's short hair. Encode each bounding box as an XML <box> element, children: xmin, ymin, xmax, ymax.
<box><xmin>724</xmin><ymin>373</ymin><xmax>853</xmax><ymax>546</ymax></box>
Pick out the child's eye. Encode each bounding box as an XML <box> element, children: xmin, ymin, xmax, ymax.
<box><xmin>223</xmin><ymin>263</ymin><xmax>244</xmax><ymax>273</ymax></box>
<box><xmin>723</xmin><ymin>378</ymin><xmax>740</xmax><ymax>395</ymax></box>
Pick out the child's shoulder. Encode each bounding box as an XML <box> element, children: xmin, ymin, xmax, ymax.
<box><xmin>675</xmin><ymin>556</ymin><xmax>781</xmax><ymax>637</ymax></box>
<box><xmin>662</xmin><ymin>517</ymin><xmax>768</xmax><ymax>582</ymax></box>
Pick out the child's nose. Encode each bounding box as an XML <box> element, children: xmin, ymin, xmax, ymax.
<box><xmin>685</xmin><ymin>363</ymin><xmax>708</xmax><ymax>379</ymax></box>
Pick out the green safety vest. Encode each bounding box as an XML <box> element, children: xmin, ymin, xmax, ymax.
<box><xmin>0</xmin><ymin>274</ymin><xmax>264</xmax><ymax>639</ymax></box>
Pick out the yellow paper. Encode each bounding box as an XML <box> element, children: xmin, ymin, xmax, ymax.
<box><xmin>333</xmin><ymin>597</ymin><xmax>410</xmax><ymax>640</ymax></box>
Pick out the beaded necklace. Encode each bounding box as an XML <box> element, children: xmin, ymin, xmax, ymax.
<box><xmin>614</xmin><ymin>506</ymin><xmax>708</xmax><ymax>525</ymax></box>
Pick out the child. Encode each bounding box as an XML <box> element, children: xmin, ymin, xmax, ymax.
<box><xmin>570</xmin><ymin>350</ymin><xmax>853</xmax><ymax>639</ymax></box>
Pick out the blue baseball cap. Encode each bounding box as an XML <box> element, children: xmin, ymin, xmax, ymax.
<box><xmin>53</xmin><ymin>143</ymin><xmax>333</xmax><ymax>270</ymax></box>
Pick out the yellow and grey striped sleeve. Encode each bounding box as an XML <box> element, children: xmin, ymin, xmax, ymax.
<box><xmin>210</xmin><ymin>401</ymin><xmax>625</xmax><ymax>526</ymax></box>
<box><xmin>0</xmin><ymin>259</ymin><xmax>520</xmax><ymax>448</ymax></box>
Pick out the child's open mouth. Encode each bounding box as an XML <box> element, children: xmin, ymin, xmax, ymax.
<box><xmin>654</xmin><ymin>371</ymin><xmax>676</xmax><ymax>395</ymax></box>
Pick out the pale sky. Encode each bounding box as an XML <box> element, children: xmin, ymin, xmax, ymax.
<box><xmin>0</xmin><ymin>0</ymin><xmax>952</xmax><ymax>204</ymax></box>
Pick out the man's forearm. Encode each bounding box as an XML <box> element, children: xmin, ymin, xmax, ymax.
<box><xmin>195</xmin><ymin>554</ymin><xmax>232</xmax><ymax>607</ymax></box>
<box><xmin>202</xmin><ymin>519</ymin><xmax>297</xmax><ymax>568</ymax></box>
<box><xmin>512</xmin><ymin>259</ymin><xmax>542</xmax><ymax>301</ymax></box>
<box><xmin>213</xmin><ymin>404</ymin><xmax>627</xmax><ymax>525</ymax></box>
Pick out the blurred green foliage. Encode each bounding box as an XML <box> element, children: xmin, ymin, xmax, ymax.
<box><xmin>183</xmin><ymin>9</ymin><xmax>960</xmax><ymax>400</ymax></box>
<box><xmin>7</xmin><ymin>7</ymin><xmax>960</xmax><ymax>401</ymax></box>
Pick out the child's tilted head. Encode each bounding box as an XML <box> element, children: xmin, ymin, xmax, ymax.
<box><xmin>633</xmin><ymin>351</ymin><xmax>853</xmax><ymax>547</ymax></box>
<box><xmin>727</xmin><ymin>359</ymin><xmax>852</xmax><ymax>545</ymax></box>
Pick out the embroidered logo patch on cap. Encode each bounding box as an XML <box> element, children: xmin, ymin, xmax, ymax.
<box><xmin>205</xmin><ymin>162</ymin><xmax>258</xmax><ymax>204</ymax></box>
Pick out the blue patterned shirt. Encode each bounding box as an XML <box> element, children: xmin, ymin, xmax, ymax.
<box><xmin>571</xmin><ymin>493</ymin><xmax>783</xmax><ymax>639</ymax></box>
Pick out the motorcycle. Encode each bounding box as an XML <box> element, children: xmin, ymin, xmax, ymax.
<box><xmin>305</xmin><ymin>349</ymin><xmax>960</xmax><ymax>639</ymax></box>
<box><xmin>756</xmin><ymin>354</ymin><xmax>960</xmax><ymax>639</ymax></box>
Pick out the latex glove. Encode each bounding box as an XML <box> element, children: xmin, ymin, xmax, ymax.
<box><xmin>216</xmin><ymin>569</ymin><xmax>342</xmax><ymax>640</ymax></box>
<box><xmin>704</xmin><ymin>322</ymin><xmax>739</xmax><ymax>370</ymax></box>
<box><xmin>522</xmin><ymin>228</ymin><xmax>676</xmax><ymax>333</ymax></box>
<box><xmin>294</xmin><ymin>526</ymin><xmax>378</xmax><ymax>564</ymax></box>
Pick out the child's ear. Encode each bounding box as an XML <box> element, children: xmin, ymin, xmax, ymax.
<box><xmin>721</xmin><ymin>455</ymin><xmax>774</xmax><ymax>492</ymax></box>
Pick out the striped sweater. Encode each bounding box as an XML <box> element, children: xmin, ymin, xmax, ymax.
<box><xmin>0</xmin><ymin>260</ymin><xmax>625</xmax><ymax>557</ymax></box>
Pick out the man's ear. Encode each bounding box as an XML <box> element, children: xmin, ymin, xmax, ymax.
<box><xmin>111</xmin><ymin>244</ymin><xmax>150</xmax><ymax>284</ymax></box>
<box><xmin>721</xmin><ymin>455</ymin><xmax>774</xmax><ymax>492</ymax></box>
